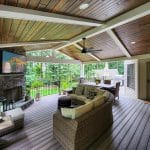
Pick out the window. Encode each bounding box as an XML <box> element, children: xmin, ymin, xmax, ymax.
<box><xmin>127</xmin><ymin>64</ymin><xmax>135</xmax><ymax>89</ymax></box>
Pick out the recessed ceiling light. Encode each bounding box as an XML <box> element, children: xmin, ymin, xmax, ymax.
<box><xmin>131</xmin><ymin>41</ymin><xmax>136</xmax><ymax>44</ymax></box>
<box><xmin>79</xmin><ymin>3</ymin><xmax>89</xmax><ymax>10</ymax></box>
<box><xmin>40</xmin><ymin>37</ymin><xmax>45</xmax><ymax>40</ymax></box>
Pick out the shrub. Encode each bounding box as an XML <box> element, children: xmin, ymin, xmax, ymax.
<box><xmin>31</xmin><ymin>80</ymin><xmax>43</xmax><ymax>88</ymax></box>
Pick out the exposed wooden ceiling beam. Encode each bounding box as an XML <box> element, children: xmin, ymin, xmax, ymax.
<box><xmin>0</xmin><ymin>5</ymin><xmax>102</xmax><ymax>27</ymax></box>
<box><xmin>74</xmin><ymin>43</ymin><xmax>101</xmax><ymax>61</ymax></box>
<box><xmin>53</xmin><ymin>2</ymin><xmax>150</xmax><ymax>51</ymax></box>
<box><xmin>0</xmin><ymin>40</ymin><xmax>68</xmax><ymax>48</ymax></box>
<box><xmin>106</xmin><ymin>29</ymin><xmax>131</xmax><ymax>57</ymax></box>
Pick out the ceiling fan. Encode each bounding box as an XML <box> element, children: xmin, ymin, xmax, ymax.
<box><xmin>81</xmin><ymin>38</ymin><xmax>102</xmax><ymax>53</ymax></box>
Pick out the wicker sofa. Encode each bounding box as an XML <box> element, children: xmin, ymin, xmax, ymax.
<box><xmin>53</xmin><ymin>84</ymin><xmax>113</xmax><ymax>150</ymax></box>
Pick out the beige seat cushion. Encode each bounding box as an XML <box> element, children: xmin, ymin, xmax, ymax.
<box><xmin>61</xmin><ymin>102</ymin><xmax>93</xmax><ymax>119</ymax></box>
<box><xmin>69</xmin><ymin>94</ymin><xmax>90</xmax><ymax>103</ymax></box>
<box><xmin>94</xmin><ymin>88</ymin><xmax>106</xmax><ymax>95</ymax></box>
<box><xmin>92</xmin><ymin>95</ymin><xmax>105</xmax><ymax>108</ymax></box>
<box><xmin>5</xmin><ymin>108</ymin><xmax>24</xmax><ymax>121</ymax></box>
<box><xmin>83</xmin><ymin>85</ymin><xmax>95</xmax><ymax>98</ymax></box>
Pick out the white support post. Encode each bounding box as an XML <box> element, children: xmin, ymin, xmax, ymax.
<box><xmin>80</xmin><ymin>63</ymin><xmax>85</xmax><ymax>78</ymax></box>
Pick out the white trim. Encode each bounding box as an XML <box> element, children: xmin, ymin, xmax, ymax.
<box><xmin>74</xmin><ymin>43</ymin><xmax>101</xmax><ymax>61</ymax></box>
<box><xmin>73</xmin><ymin>43</ymin><xmax>83</xmax><ymax>50</ymax></box>
<box><xmin>27</xmin><ymin>55</ymin><xmax>81</xmax><ymax>64</ymax></box>
<box><xmin>52</xmin><ymin>2</ymin><xmax>150</xmax><ymax>51</ymax></box>
<box><xmin>107</xmin><ymin>29</ymin><xmax>131</xmax><ymax>57</ymax></box>
<box><xmin>0</xmin><ymin>5</ymin><xmax>102</xmax><ymax>26</ymax></box>
<box><xmin>0</xmin><ymin>40</ymin><xmax>68</xmax><ymax>48</ymax></box>
<box><xmin>83</xmin><ymin>54</ymin><xmax>150</xmax><ymax>64</ymax></box>
<box><xmin>87</xmin><ymin>53</ymin><xmax>101</xmax><ymax>61</ymax></box>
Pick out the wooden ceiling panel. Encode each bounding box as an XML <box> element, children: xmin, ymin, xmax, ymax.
<box><xmin>78</xmin><ymin>32</ymin><xmax>125</xmax><ymax>59</ymax></box>
<box><xmin>0</xmin><ymin>0</ymin><xmax>147</xmax><ymax>21</ymax></box>
<box><xmin>0</xmin><ymin>18</ymin><xmax>91</xmax><ymax>44</ymax></box>
<box><xmin>114</xmin><ymin>15</ymin><xmax>150</xmax><ymax>56</ymax></box>
<box><xmin>60</xmin><ymin>45</ymin><xmax>95</xmax><ymax>62</ymax></box>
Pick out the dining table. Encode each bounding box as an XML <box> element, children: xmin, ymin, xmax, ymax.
<box><xmin>82</xmin><ymin>82</ymin><xmax>115</xmax><ymax>89</ymax></box>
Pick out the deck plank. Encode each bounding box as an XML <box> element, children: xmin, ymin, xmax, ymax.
<box><xmin>136</xmin><ymin>111</ymin><xmax>150</xmax><ymax>150</ymax></box>
<box><xmin>1</xmin><ymin>95</ymin><xmax>150</xmax><ymax>150</ymax></box>
<box><xmin>114</xmin><ymin>104</ymin><xmax>149</xmax><ymax>150</ymax></box>
<box><xmin>88</xmin><ymin>99</ymin><xmax>143</xmax><ymax>150</ymax></box>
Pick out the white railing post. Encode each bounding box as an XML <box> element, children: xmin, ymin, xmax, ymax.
<box><xmin>80</xmin><ymin>63</ymin><xmax>85</xmax><ymax>78</ymax></box>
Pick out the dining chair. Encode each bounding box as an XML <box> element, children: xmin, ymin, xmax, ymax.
<box><xmin>111</xmin><ymin>82</ymin><xmax>121</xmax><ymax>102</ymax></box>
<box><xmin>104</xmin><ymin>80</ymin><xmax>111</xmax><ymax>84</ymax></box>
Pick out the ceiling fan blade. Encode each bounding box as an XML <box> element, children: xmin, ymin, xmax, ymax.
<box><xmin>86</xmin><ymin>49</ymin><xmax>102</xmax><ymax>52</ymax></box>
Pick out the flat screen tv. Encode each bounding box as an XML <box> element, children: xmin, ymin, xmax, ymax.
<box><xmin>0</xmin><ymin>51</ymin><xmax>26</xmax><ymax>74</ymax></box>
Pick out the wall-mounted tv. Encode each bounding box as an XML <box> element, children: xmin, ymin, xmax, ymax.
<box><xmin>0</xmin><ymin>51</ymin><xmax>26</xmax><ymax>74</ymax></box>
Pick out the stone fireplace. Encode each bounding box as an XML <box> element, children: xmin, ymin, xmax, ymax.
<box><xmin>0</xmin><ymin>74</ymin><xmax>25</xmax><ymax>102</ymax></box>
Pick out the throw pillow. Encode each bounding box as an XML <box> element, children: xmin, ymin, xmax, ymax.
<box><xmin>70</xmin><ymin>94</ymin><xmax>90</xmax><ymax>104</ymax></box>
<box><xmin>87</xmin><ymin>91</ymin><xmax>97</xmax><ymax>99</ymax></box>
<box><xmin>83</xmin><ymin>85</ymin><xmax>95</xmax><ymax>98</ymax></box>
<box><xmin>75</xmin><ymin>85</ymin><xmax>84</xmax><ymax>95</ymax></box>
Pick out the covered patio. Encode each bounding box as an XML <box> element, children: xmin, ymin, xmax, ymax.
<box><xmin>0</xmin><ymin>1</ymin><xmax>150</xmax><ymax>150</ymax></box>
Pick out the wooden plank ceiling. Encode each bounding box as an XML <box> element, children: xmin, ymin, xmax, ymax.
<box><xmin>0</xmin><ymin>0</ymin><xmax>149</xmax><ymax>62</ymax></box>
<box><xmin>78</xmin><ymin>32</ymin><xmax>125</xmax><ymax>59</ymax></box>
<box><xmin>0</xmin><ymin>18</ymin><xmax>91</xmax><ymax>43</ymax></box>
<box><xmin>114</xmin><ymin>15</ymin><xmax>150</xmax><ymax>56</ymax></box>
<box><xmin>0</xmin><ymin>0</ymin><xmax>147</xmax><ymax>21</ymax></box>
<box><xmin>60</xmin><ymin>45</ymin><xmax>96</xmax><ymax>62</ymax></box>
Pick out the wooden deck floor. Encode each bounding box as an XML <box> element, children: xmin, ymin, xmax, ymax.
<box><xmin>2</xmin><ymin>95</ymin><xmax>150</xmax><ymax>150</ymax></box>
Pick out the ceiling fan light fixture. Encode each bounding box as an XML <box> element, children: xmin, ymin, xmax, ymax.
<box><xmin>79</xmin><ymin>3</ymin><xmax>89</xmax><ymax>10</ymax></box>
<box><xmin>131</xmin><ymin>41</ymin><xmax>136</xmax><ymax>44</ymax></box>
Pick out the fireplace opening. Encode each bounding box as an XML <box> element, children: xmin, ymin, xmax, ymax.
<box><xmin>3</xmin><ymin>86</ymin><xmax>23</xmax><ymax>102</ymax></box>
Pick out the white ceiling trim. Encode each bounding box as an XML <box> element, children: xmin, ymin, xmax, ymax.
<box><xmin>27</xmin><ymin>55</ymin><xmax>82</xmax><ymax>64</ymax></box>
<box><xmin>0</xmin><ymin>5</ymin><xmax>102</xmax><ymax>26</ymax></box>
<box><xmin>74</xmin><ymin>43</ymin><xmax>101</xmax><ymax>61</ymax></box>
<box><xmin>0</xmin><ymin>40</ymin><xmax>68</xmax><ymax>48</ymax></box>
<box><xmin>83</xmin><ymin>54</ymin><xmax>150</xmax><ymax>64</ymax></box>
<box><xmin>107</xmin><ymin>29</ymin><xmax>131</xmax><ymax>57</ymax></box>
<box><xmin>53</xmin><ymin>2</ymin><xmax>150</xmax><ymax>51</ymax></box>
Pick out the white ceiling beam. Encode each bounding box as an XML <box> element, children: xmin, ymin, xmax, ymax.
<box><xmin>0</xmin><ymin>5</ymin><xmax>102</xmax><ymax>27</ymax></box>
<box><xmin>73</xmin><ymin>43</ymin><xmax>83</xmax><ymax>50</ymax></box>
<box><xmin>53</xmin><ymin>2</ymin><xmax>150</xmax><ymax>51</ymax></box>
<box><xmin>107</xmin><ymin>29</ymin><xmax>131</xmax><ymax>57</ymax></box>
<box><xmin>27</xmin><ymin>55</ymin><xmax>82</xmax><ymax>64</ymax></box>
<box><xmin>0</xmin><ymin>40</ymin><xmax>68</xmax><ymax>48</ymax></box>
<box><xmin>74</xmin><ymin>43</ymin><xmax>101</xmax><ymax>61</ymax></box>
<box><xmin>83</xmin><ymin>54</ymin><xmax>150</xmax><ymax>64</ymax></box>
